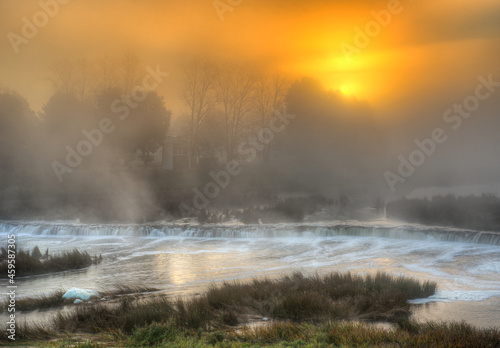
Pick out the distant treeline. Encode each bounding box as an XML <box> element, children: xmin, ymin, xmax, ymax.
<box><xmin>0</xmin><ymin>56</ymin><xmax>386</xmax><ymax>223</ymax></box>
<box><xmin>386</xmin><ymin>194</ymin><xmax>500</xmax><ymax>231</ymax></box>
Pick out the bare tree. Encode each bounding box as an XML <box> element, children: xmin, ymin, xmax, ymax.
<box><xmin>120</xmin><ymin>52</ymin><xmax>142</xmax><ymax>92</ymax></box>
<box><xmin>50</xmin><ymin>53</ymin><xmax>144</xmax><ymax>104</ymax></box>
<box><xmin>50</xmin><ymin>57</ymin><xmax>95</xmax><ymax>101</ymax></box>
<box><xmin>252</xmin><ymin>73</ymin><xmax>289</xmax><ymax>162</ymax></box>
<box><xmin>183</xmin><ymin>58</ymin><xmax>216</xmax><ymax>167</ymax></box>
<box><xmin>95</xmin><ymin>55</ymin><xmax>119</xmax><ymax>93</ymax></box>
<box><xmin>74</xmin><ymin>58</ymin><xmax>95</xmax><ymax>101</ymax></box>
<box><xmin>50</xmin><ymin>57</ymin><xmax>75</xmax><ymax>95</ymax></box>
<box><xmin>215</xmin><ymin>65</ymin><xmax>255</xmax><ymax>161</ymax></box>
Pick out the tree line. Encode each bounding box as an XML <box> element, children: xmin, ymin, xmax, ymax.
<box><xmin>0</xmin><ymin>54</ymin><xmax>385</xmax><ymax>218</ymax></box>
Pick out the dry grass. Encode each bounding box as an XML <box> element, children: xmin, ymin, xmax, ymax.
<box><xmin>2</xmin><ymin>271</ymin><xmax>438</xmax><ymax>344</ymax></box>
<box><xmin>206</xmin><ymin>271</ymin><xmax>437</xmax><ymax>322</ymax></box>
<box><xmin>2</xmin><ymin>289</ymin><xmax>68</xmax><ymax>313</ymax></box>
<box><xmin>230</xmin><ymin>320</ymin><xmax>500</xmax><ymax>348</ymax></box>
<box><xmin>1</xmin><ymin>285</ymin><xmax>159</xmax><ymax>314</ymax></box>
<box><xmin>0</xmin><ymin>246</ymin><xmax>100</xmax><ymax>277</ymax></box>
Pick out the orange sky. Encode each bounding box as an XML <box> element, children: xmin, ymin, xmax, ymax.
<box><xmin>1</xmin><ymin>0</ymin><xmax>499</xmax><ymax>116</ymax></box>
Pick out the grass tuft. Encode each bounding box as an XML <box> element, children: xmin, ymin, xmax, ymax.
<box><xmin>1</xmin><ymin>285</ymin><xmax>159</xmax><ymax>314</ymax></box>
<box><xmin>0</xmin><ymin>247</ymin><xmax>101</xmax><ymax>277</ymax></box>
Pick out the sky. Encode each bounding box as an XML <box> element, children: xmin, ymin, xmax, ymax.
<box><xmin>1</xmin><ymin>0</ymin><xmax>499</xmax><ymax>117</ymax></box>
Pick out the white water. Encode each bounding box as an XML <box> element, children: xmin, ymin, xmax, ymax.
<box><xmin>1</xmin><ymin>219</ymin><xmax>500</xmax><ymax>328</ymax></box>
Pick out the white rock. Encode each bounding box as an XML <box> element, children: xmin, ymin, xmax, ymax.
<box><xmin>63</xmin><ymin>288</ymin><xmax>100</xmax><ymax>301</ymax></box>
<box><xmin>74</xmin><ymin>299</ymin><xmax>83</xmax><ymax>304</ymax></box>
<box><xmin>263</xmin><ymin>317</ymin><xmax>269</xmax><ymax>321</ymax></box>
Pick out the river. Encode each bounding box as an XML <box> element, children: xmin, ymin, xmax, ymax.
<box><xmin>1</xmin><ymin>218</ymin><xmax>500</xmax><ymax>328</ymax></box>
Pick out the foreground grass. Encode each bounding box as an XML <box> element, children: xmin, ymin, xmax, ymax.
<box><xmin>0</xmin><ymin>246</ymin><xmax>101</xmax><ymax>277</ymax></box>
<box><xmin>17</xmin><ymin>320</ymin><xmax>500</xmax><ymax>347</ymax></box>
<box><xmin>51</xmin><ymin>271</ymin><xmax>436</xmax><ymax>334</ymax></box>
<box><xmin>5</xmin><ymin>271</ymin><xmax>437</xmax><ymax>343</ymax></box>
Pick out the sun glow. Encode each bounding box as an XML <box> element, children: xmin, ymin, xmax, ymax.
<box><xmin>340</xmin><ymin>85</ymin><xmax>351</xmax><ymax>95</ymax></box>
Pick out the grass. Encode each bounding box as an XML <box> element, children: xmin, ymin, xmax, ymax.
<box><xmin>0</xmin><ymin>246</ymin><xmax>102</xmax><ymax>277</ymax></box>
<box><xmin>0</xmin><ymin>285</ymin><xmax>159</xmax><ymax>313</ymax></box>
<box><xmin>4</xmin><ymin>289</ymin><xmax>68</xmax><ymax>312</ymax></box>
<box><xmin>229</xmin><ymin>320</ymin><xmax>500</xmax><ymax>347</ymax></box>
<box><xmin>51</xmin><ymin>295</ymin><xmax>176</xmax><ymax>335</ymax></box>
<box><xmin>205</xmin><ymin>271</ymin><xmax>436</xmax><ymax>322</ymax></box>
<box><xmin>3</xmin><ymin>271</ymin><xmax>438</xmax><ymax>344</ymax></box>
<box><xmin>18</xmin><ymin>320</ymin><xmax>500</xmax><ymax>347</ymax></box>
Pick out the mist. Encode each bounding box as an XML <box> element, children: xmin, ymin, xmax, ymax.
<box><xmin>0</xmin><ymin>0</ymin><xmax>499</xmax><ymax>223</ymax></box>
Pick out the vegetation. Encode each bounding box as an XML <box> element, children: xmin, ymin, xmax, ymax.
<box><xmin>229</xmin><ymin>320</ymin><xmax>500</xmax><ymax>348</ymax></box>
<box><xmin>13</xmin><ymin>320</ymin><xmax>500</xmax><ymax>347</ymax></box>
<box><xmin>4</xmin><ymin>271</ymin><xmax>437</xmax><ymax>343</ymax></box>
<box><xmin>0</xmin><ymin>246</ymin><xmax>101</xmax><ymax>277</ymax></box>
<box><xmin>0</xmin><ymin>57</ymin><xmax>383</xmax><ymax>224</ymax></box>
<box><xmin>196</xmin><ymin>195</ymin><xmax>330</xmax><ymax>224</ymax></box>
<box><xmin>6</xmin><ymin>271</ymin><xmax>498</xmax><ymax>347</ymax></box>
<box><xmin>387</xmin><ymin>194</ymin><xmax>500</xmax><ymax>231</ymax></box>
<box><xmin>0</xmin><ymin>285</ymin><xmax>158</xmax><ymax>313</ymax></box>
<box><xmin>3</xmin><ymin>289</ymin><xmax>68</xmax><ymax>313</ymax></box>
<box><xmin>235</xmin><ymin>196</ymin><xmax>329</xmax><ymax>224</ymax></box>
<box><xmin>204</xmin><ymin>271</ymin><xmax>436</xmax><ymax>322</ymax></box>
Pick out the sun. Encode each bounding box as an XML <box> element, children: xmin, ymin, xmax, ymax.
<box><xmin>340</xmin><ymin>85</ymin><xmax>351</xmax><ymax>95</ymax></box>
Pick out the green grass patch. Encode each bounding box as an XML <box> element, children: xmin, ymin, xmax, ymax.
<box><xmin>231</xmin><ymin>320</ymin><xmax>500</xmax><ymax>347</ymax></box>
<box><xmin>28</xmin><ymin>320</ymin><xmax>500</xmax><ymax>347</ymax></box>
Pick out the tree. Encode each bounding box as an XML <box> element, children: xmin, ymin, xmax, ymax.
<box><xmin>94</xmin><ymin>56</ymin><xmax>120</xmax><ymax>93</ymax></box>
<box><xmin>0</xmin><ymin>90</ymin><xmax>36</xmax><ymax>182</ymax></box>
<box><xmin>283</xmin><ymin>78</ymin><xmax>383</xmax><ymax>187</ymax></box>
<box><xmin>124</xmin><ymin>91</ymin><xmax>171</xmax><ymax>168</ymax></box>
<box><xmin>120</xmin><ymin>52</ymin><xmax>143</xmax><ymax>92</ymax></box>
<box><xmin>183</xmin><ymin>58</ymin><xmax>216</xmax><ymax>167</ymax></box>
<box><xmin>50</xmin><ymin>58</ymin><xmax>96</xmax><ymax>101</ymax></box>
<box><xmin>49</xmin><ymin>53</ymin><xmax>143</xmax><ymax>103</ymax></box>
<box><xmin>252</xmin><ymin>73</ymin><xmax>289</xmax><ymax>162</ymax></box>
<box><xmin>215</xmin><ymin>65</ymin><xmax>255</xmax><ymax>161</ymax></box>
<box><xmin>40</xmin><ymin>93</ymin><xmax>98</xmax><ymax>169</ymax></box>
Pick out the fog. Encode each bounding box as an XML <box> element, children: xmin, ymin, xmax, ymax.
<box><xmin>1</xmin><ymin>0</ymin><xmax>500</xmax><ymax>224</ymax></box>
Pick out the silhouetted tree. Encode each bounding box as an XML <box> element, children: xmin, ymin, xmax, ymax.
<box><xmin>183</xmin><ymin>58</ymin><xmax>216</xmax><ymax>167</ymax></box>
<box><xmin>40</xmin><ymin>93</ymin><xmax>98</xmax><ymax>167</ymax></box>
<box><xmin>0</xmin><ymin>91</ymin><xmax>36</xmax><ymax>177</ymax></box>
<box><xmin>50</xmin><ymin>58</ymin><xmax>96</xmax><ymax>101</ymax></box>
<box><xmin>124</xmin><ymin>91</ymin><xmax>171</xmax><ymax>168</ymax></box>
<box><xmin>215</xmin><ymin>65</ymin><xmax>255</xmax><ymax>160</ymax></box>
<box><xmin>283</xmin><ymin>78</ymin><xmax>384</xmax><ymax>187</ymax></box>
<box><xmin>252</xmin><ymin>73</ymin><xmax>289</xmax><ymax>163</ymax></box>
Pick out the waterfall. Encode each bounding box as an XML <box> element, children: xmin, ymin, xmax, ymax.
<box><xmin>1</xmin><ymin>221</ymin><xmax>500</xmax><ymax>246</ymax></box>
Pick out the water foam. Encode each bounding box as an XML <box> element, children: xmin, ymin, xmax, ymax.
<box><xmin>2</xmin><ymin>221</ymin><xmax>500</xmax><ymax>246</ymax></box>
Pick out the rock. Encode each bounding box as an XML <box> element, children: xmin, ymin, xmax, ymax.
<box><xmin>63</xmin><ymin>288</ymin><xmax>100</xmax><ymax>301</ymax></box>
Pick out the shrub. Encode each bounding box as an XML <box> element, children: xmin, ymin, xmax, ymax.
<box><xmin>129</xmin><ymin>321</ymin><xmax>179</xmax><ymax>346</ymax></box>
